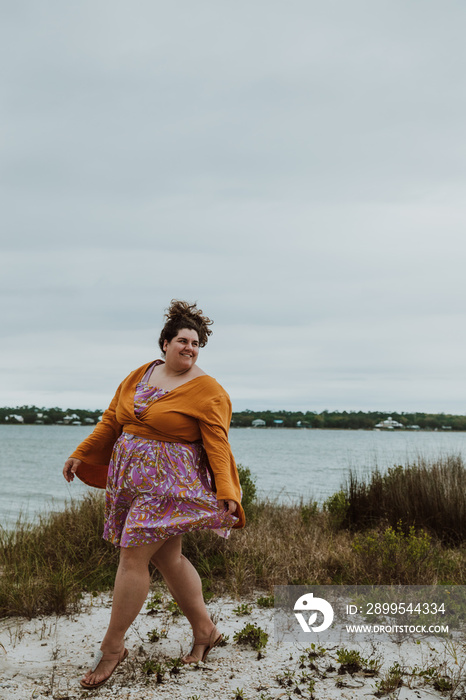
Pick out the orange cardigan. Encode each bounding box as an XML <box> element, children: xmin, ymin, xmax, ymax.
<box><xmin>70</xmin><ymin>361</ymin><xmax>245</xmax><ymax>529</ymax></box>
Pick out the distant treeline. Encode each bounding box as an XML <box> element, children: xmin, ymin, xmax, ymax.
<box><xmin>0</xmin><ymin>406</ymin><xmax>101</xmax><ymax>425</ymax></box>
<box><xmin>230</xmin><ymin>409</ymin><xmax>466</xmax><ymax>431</ymax></box>
<box><xmin>2</xmin><ymin>406</ymin><xmax>466</xmax><ymax>431</ymax></box>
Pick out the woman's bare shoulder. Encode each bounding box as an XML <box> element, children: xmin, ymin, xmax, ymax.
<box><xmin>193</xmin><ymin>365</ymin><xmax>207</xmax><ymax>377</ymax></box>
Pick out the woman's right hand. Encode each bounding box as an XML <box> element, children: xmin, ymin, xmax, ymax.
<box><xmin>63</xmin><ymin>458</ymin><xmax>82</xmax><ymax>482</ymax></box>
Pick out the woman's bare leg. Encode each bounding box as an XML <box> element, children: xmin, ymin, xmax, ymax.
<box><xmin>151</xmin><ymin>536</ymin><xmax>216</xmax><ymax>661</ymax></box>
<box><xmin>82</xmin><ymin>539</ymin><xmax>167</xmax><ymax>686</ymax></box>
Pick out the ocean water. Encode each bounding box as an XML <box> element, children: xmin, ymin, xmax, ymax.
<box><xmin>1</xmin><ymin>425</ymin><xmax>465</xmax><ymax>528</ymax></box>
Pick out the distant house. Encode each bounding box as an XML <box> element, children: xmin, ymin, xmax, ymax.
<box><xmin>6</xmin><ymin>414</ymin><xmax>24</xmax><ymax>423</ymax></box>
<box><xmin>83</xmin><ymin>417</ymin><xmax>95</xmax><ymax>425</ymax></box>
<box><xmin>273</xmin><ymin>419</ymin><xmax>284</xmax><ymax>427</ymax></box>
<box><xmin>64</xmin><ymin>413</ymin><xmax>81</xmax><ymax>425</ymax></box>
<box><xmin>407</xmin><ymin>424</ymin><xmax>420</xmax><ymax>430</ymax></box>
<box><xmin>252</xmin><ymin>419</ymin><xmax>266</xmax><ymax>427</ymax></box>
<box><xmin>374</xmin><ymin>416</ymin><xmax>404</xmax><ymax>430</ymax></box>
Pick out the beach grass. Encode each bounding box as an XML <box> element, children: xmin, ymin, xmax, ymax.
<box><xmin>341</xmin><ymin>454</ymin><xmax>466</xmax><ymax>544</ymax></box>
<box><xmin>1</xmin><ymin>461</ymin><xmax>465</xmax><ymax>618</ymax></box>
<box><xmin>0</xmin><ymin>492</ymin><xmax>119</xmax><ymax>617</ymax></box>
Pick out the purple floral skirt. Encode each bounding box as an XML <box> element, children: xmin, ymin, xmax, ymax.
<box><xmin>103</xmin><ymin>432</ymin><xmax>237</xmax><ymax>548</ymax></box>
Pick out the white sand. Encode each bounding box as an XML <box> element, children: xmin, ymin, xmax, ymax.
<box><xmin>1</xmin><ymin>590</ymin><xmax>465</xmax><ymax>700</ymax></box>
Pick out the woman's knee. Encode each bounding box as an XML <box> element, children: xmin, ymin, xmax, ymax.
<box><xmin>151</xmin><ymin>537</ymin><xmax>183</xmax><ymax>570</ymax></box>
<box><xmin>119</xmin><ymin>547</ymin><xmax>146</xmax><ymax>571</ymax></box>
<box><xmin>119</xmin><ymin>541</ymin><xmax>163</xmax><ymax>571</ymax></box>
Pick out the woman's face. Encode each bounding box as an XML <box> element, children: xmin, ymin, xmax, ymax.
<box><xmin>163</xmin><ymin>328</ymin><xmax>200</xmax><ymax>371</ymax></box>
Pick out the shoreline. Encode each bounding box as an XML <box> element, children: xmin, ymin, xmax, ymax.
<box><xmin>2</xmin><ymin>424</ymin><xmax>465</xmax><ymax>431</ymax></box>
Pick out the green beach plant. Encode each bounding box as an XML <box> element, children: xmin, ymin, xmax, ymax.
<box><xmin>336</xmin><ymin>648</ymin><xmax>381</xmax><ymax>675</ymax></box>
<box><xmin>145</xmin><ymin>592</ymin><xmax>163</xmax><ymax>614</ymax></box>
<box><xmin>256</xmin><ymin>594</ymin><xmax>274</xmax><ymax>608</ymax></box>
<box><xmin>233</xmin><ymin>602</ymin><xmax>252</xmax><ymax>615</ymax></box>
<box><xmin>142</xmin><ymin>658</ymin><xmax>165</xmax><ymax>681</ymax></box>
<box><xmin>233</xmin><ymin>622</ymin><xmax>268</xmax><ymax>651</ymax></box>
<box><xmin>232</xmin><ymin>688</ymin><xmax>248</xmax><ymax>700</ymax></box>
<box><xmin>147</xmin><ymin>627</ymin><xmax>168</xmax><ymax>643</ymax></box>
<box><xmin>166</xmin><ymin>600</ymin><xmax>183</xmax><ymax>616</ymax></box>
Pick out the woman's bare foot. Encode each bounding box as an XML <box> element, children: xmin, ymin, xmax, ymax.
<box><xmin>80</xmin><ymin>647</ymin><xmax>128</xmax><ymax>689</ymax></box>
<box><xmin>182</xmin><ymin>641</ymin><xmax>210</xmax><ymax>663</ymax></box>
<box><xmin>182</xmin><ymin>624</ymin><xmax>222</xmax><ymax>664</ymax></box>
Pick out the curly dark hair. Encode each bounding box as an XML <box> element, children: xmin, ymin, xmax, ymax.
<box><xmin>158</xmin><ymin>300</ymin><xmax>213</xmax><ymax>355</ymax></box>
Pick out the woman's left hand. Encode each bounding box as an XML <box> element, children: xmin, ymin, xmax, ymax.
<box><xmin>218</xmin><ymin>499</ymin><xmax>237</xmax><ymax>515</ymax></box>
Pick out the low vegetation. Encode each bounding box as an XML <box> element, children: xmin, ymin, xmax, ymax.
<box><xmin>342</xmin><ymin>454</ymin><xmax>466</xmax><ymax>544</ymax></box>
<box><xmin>0</xmin><ymin>493</ymin><xmax>119</xmax><ymax>617</ymax></box>
<box><xmin>1</xmin><ymin>462</ymin><xmax>466</xmax><ymax>618</ymax></box>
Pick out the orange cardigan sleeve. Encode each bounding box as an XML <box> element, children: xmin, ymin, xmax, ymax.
<box><xmin>198</xmin><ymin>393</ymin><xmax>245</xmax><ymax>529</ymax></box>
<box><xmin>70</xmin><ymin>381</ymin><xmax>124</xmax><ymax>488</ymax></box>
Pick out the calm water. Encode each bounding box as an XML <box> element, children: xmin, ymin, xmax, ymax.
<box><xmin>1</xmin><ymin>425</ymin><xmax>465</xmax><ymax>527</ymax></box>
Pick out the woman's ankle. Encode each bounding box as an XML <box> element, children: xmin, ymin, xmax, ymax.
<box><xmin>192</xmin><ymin>620</ymin><xmax>216</xmax><ymax>640</ymax></box>
<box><xmin>100</xmin><ymin>634</ymin><xmax>126</xmax><ymax>653</ymax></box>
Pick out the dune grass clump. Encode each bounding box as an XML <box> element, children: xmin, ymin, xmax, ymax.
<box><xmin>343</xmin><ymin>455</ymin><xmax>466</xmax><ymax>544</ymax></box>
<box><xmin>0</xmin><ymin>492</ymin><xmax>119</xmax><ymax>618</ymax></box>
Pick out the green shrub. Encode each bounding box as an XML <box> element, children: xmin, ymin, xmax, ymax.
<box><xmin>300</xmin><ymin>501</ymin><xmax>318</xmax><ymax>526</ymax></box>
<box><xmin>352</xmin><ymin>524</ymin><xmax>434</xmax><ymax>584</ymax></box>
<box><xmin>237</xmin><ymin>464</ymin><xmax>257</xmax><ymax>521</ymax></box>
<box><xmin>323</xmin><ymin>490</ymin><xmax>349</xmax><ymax>526</ymax></box>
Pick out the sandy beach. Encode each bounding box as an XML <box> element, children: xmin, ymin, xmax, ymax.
<box><xmin>1</xmin><ymin>589</ymin><xmax>465</xmax><ymax>700</ymax></box>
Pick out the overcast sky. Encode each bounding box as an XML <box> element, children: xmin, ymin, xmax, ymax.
<box><xmin>2</xmin><ymin>1</ymin><xmax>466</xmax><ymax>413</ymax></box>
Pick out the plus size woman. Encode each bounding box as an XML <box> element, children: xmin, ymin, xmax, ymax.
<box><xmin>63</xmin><ymin>300</ymin><xmax>245</xmax><ymax>689</ymax></box>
